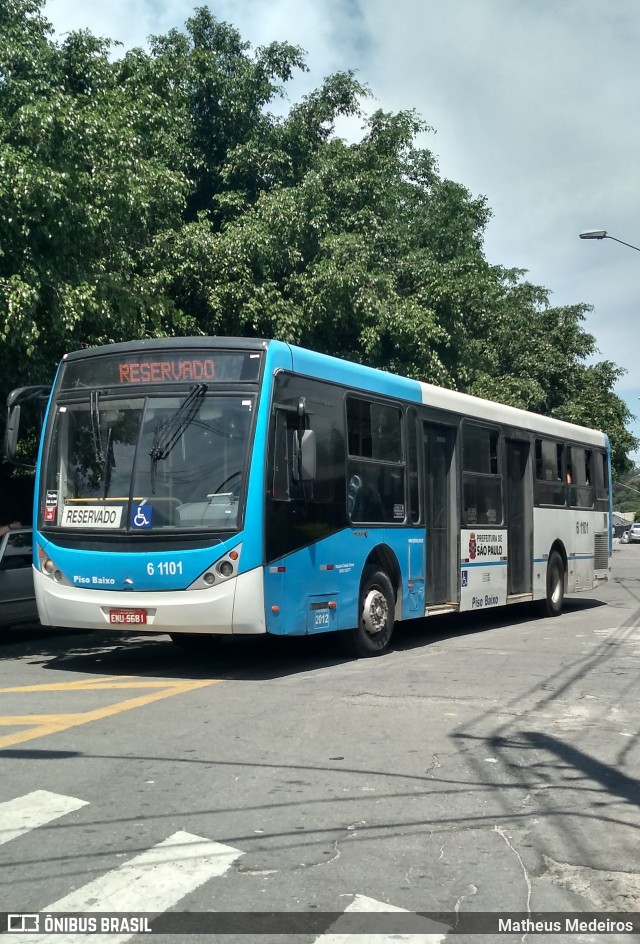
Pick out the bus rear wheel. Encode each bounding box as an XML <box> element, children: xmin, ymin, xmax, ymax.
<box><xmin>543</xmin><ymin>551</ymin><xmax>565</xmax><ymax>617</ymax></box>
<box><xmin>170</xmin><ymin>633</ymin><xmax>223</xmax><ymax>652</ymax></box>
<box><xmin>345</xmin><ymin>567</ymin><xmax>395</xmax><ymax>657</ymax></box>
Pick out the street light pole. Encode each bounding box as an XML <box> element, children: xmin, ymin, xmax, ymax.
<box><xmin>579</xmin><ymin>230</ymin><xmax>640</xmax><ymax>253</ymax></box>
<box><xmin>614</xmin><ymin>481</ymin><xmax>640</xmax><ymax>496</ymax></box>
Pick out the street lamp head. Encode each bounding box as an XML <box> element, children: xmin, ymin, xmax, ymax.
<box><xmin>579</xmin><ymin>230</ymin><xmax>608</xmax><ymax>240</ymax></box>
<box><xmin>578</xmin><ymin>230</ymin><xmax>640</xmax><ymax>251</ymax></box>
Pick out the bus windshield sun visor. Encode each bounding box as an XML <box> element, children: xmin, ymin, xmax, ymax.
<box><xmin>149</xmin><ymin>382</ymin><xmax>208</xmax><ymax>493</ymax></box>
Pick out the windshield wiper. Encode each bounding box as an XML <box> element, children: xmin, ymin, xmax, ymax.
<box><xmin>103</xmin><ymin>427</ymin><xmax>116</xmax><ymax>499</ymax></box>
<box><xmin>90</xmin><ymin>390</ymin><xmax>104</xmax><ymax>467</ymax></box>
<box><xmin>90</xmin><ymin>391</ymin><xmax>117</xmax><ymax>498</ymax></box>
<box><xmin>149</xmin><ymin>383</ymin><xmax>208</xmax><ymax>494</ymax></box>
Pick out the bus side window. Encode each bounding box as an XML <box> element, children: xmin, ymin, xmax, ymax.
<box><xmin>534</xmin><ymin>438</ymin><xmax>565</xmax><ymax>506</ymax></box>
<box><xmin>347</xmin><ymin>396</ymin><xmax>405</xmax><ymax>523</ymax></box>
<box><xmin>535</xmin><ymin>440</ymin><xmax>543</xmax><ymax>480</ymax></box>
<box><xmin>270</xmin><ymin>406</ymin><xmax>316</xmax><ymax>502</ymax></box>
<box><xmin>556</xmin><ymin>443</ymin><xmax>564</xmax><ymax>480</ymax></box>
<box><xmin>567</xmin><ymin>446</ymin><xmax>593</xmax><ymax>508</ymax></box>
<box><xmin>407</xmin><ymin>407</ymin><xmax>421</xmax><ymax>524</ymax></box>
<box><xmin>462</xmin><ymin>423</ymin><xmax>502</xmax><ymax>525</ymax></box>
<box><xmin>579</xmin><ymin>448</ymin><xmax>594</xmax><ymax>507</ymax></box>
<box><xmin>595</xmin><ymin>450</ymin><xmax>609</xmax><ymax>502</ymax></box>
<box><xmin>347</xmin><ymin>398</ymin><xmax>372</xmax><ymax>458</ymax></box>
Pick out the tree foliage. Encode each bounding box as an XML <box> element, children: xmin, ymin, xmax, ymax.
<box><xmin>0</xmin><ymin>0</ymin><xmax>636</xmax><ymax>477</ymax></box>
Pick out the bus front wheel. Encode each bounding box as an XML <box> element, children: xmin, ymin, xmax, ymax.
<box><xmin>543</xmin><ymin>551</ymin><xmax>565</xmax><ymax>617</ymax></box>
<box><xmin>170</xmin><ymin>633</ymin><xmax>223</xmax><ymax>652</ymax></box>
<box><xmin>346</xmin><ymin>567</ymin><xmax>395</xmax><ymax>657</ymax></box>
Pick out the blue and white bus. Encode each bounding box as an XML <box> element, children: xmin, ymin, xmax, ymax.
<box><xmin>6</xmin><ymin>337</ymin><xmax>611</xmax><ymax>656</ymax></box>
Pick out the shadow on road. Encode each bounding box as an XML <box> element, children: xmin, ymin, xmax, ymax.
<box><xmin>0</xmin><ymin>596</ymin><xmax>607</xmax><ymax>683</ymax></box>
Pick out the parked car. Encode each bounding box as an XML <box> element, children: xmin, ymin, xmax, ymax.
<box><xmin>0</xmin><ymin>527</ymin><xmax>38</xmax><ymax>628</ymax></box>
<box><xmin>626</xmin><ymin>523</ymin><xmax>640</xmax><ymax>544</ymax></box>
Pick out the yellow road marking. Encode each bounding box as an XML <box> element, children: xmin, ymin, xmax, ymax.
<box><xmin>0</xmin><ymin>679</ymin><xmax>192</xmax><ymax>693</ymax></box>
<box><xmin>0</xmin><ymin>678</ymin><xmax>220</xmax><ymax>749</ymax></box>
<box><xmin>0</xmin><ymin>716</ymin><xmax>85</xmax><ymax>725</ymax></box>
<box><xmin>0</xmin><ymin>676</ymin><xmax>131</xmax><ymax>692</ymax></box>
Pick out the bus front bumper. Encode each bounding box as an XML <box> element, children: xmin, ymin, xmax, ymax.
<box><xmin>33</xmin><ymin>567</ymin><xmax>266</xmax><ymax>636</ymax></box>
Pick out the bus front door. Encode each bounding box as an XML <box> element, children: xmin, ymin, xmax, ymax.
<box><xmin>424</xmin><ymin>423</ymin><xmax>456</xmax><ymax>608</ymax></box>
<box><xmin>506</xmin><ymin>439</ymin><xmax>532</xmax><ymax>597</ymax></box>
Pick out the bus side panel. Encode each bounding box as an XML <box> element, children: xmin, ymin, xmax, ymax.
<box><xmin>263</xmin><ymin>527</ymin><xmax>426</xmax><ymax>636</ymax></box>
<box><xmin>459</xmin><ymin>528</ymin><xmax>508</xmax><ymax>613</ymax></box>
<box><xmin>532</xmin><ymin>507</ymin><xmax>607</xmax><ymax>598</ymax></box>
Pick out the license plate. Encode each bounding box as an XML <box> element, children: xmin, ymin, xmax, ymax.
<box><xmin>109</xmin><ymin>609</ymin><xmax>147</xmax><ymax>625</ymax></box>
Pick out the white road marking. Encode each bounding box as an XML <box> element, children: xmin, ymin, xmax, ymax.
<box><xmin>3</xmin><ymin>794</ymin><xmax>446</xmax><ymax>943</ymax></box>
<box><xmin>4</xmin><ymin>831</ymin><xmax>243</xmax><ymax>944</ymax></box>
<box><xmin>313</xmin><ymin>893</ymin><xmax>448</xmax><ymax>943</ymax></box>
<box><xmin>0</xmin><ymin>790</ymin><xmax>88</xmax><ymax>846</ymax></box>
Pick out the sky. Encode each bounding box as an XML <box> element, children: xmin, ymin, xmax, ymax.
<box><xmin>43</xmin><ymin>0</ymin><xmax>640</xmax><ymax>462</ymax></box>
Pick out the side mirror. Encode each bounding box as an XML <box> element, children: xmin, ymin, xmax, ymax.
<box><xmin>4</xmin><ymin>385</ymin><xmax>50</xmax><ymax>466</ymax></box>
<box><xmin>292</xmin><ymin>429</ymin><xmax>316</xmax><ymax>482</ymax></box>
<box><xmin>4</xmin><ymin>404</ymin><xmax>21</xmax><ymax>460</ymax></box>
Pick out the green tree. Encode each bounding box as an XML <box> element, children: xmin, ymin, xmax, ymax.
<box><xmin>0</xmin><ymin>0</ymin><xmax>636</xmax><ymax>483</ymax></box>
<box><xmin>0</xmin><ymin>2</ymin><xmax>306</xmax><ymax>387</ymax></box>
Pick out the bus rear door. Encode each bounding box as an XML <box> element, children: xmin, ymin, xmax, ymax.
<box><xmin>424</xmin><ymin>423</ymin><xmax>457</xmax><ymax>609</ymax></box>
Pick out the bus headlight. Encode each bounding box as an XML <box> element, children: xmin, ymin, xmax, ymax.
<box><xmin>37</xmin><ymin>545</ymin><xmax>71</xmax><ymax>585</ymax></box>
<box><xmin>187</xmin><ymin>544</ymin><xmax>242</xmax><ymax>590</ymax></box>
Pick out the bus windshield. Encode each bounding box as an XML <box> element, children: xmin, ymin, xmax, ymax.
<box><xmin>41</xmin><ymin>392</ymin><xmax>255</xmax><ymax>533</ymax></box>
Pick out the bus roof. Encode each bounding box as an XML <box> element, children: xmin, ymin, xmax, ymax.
<box><xmin>61</xmin><ymin>336</ymin><xmax>267</xmax><ymax>361</ymax></box>
<box><xmin>285</xmin><ymin>342</ymin><xmax>607</xmax><ymax>448</ymax></box>
<box><xmin>416</xmin><ymin>381</ymin><xmax>607</xmax><ymax>447</ymax></box>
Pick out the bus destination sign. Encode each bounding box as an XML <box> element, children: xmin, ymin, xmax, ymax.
<box><xmin>60</xmin><ymin>350</ymin><xmax>262</xmax><ymax>389</ymax></box>
<box><xmin>118</xmin><ymin>358</ymin><xmax>216</xmax><ymax>384</ymax></box>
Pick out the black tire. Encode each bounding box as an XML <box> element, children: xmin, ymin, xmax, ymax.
<box><xmin>170</xmin><ymin>633</ymin><xmax>223</xmax><ymax>652</ymax></box>
<box><xmin>543</xmin><ymin>551</ymin><xmax>565</xmax><ymax>617</ymax></box>
<box><xmin>344</xmin><ymin>566</ymin><xmax>395</xmax><ymax>657</ymax></box>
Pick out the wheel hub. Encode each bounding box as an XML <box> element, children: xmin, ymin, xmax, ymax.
<box><xmin>362</xmin><ymin>589</ymin><xmax>388</xmax><ymax>637</ymax></box>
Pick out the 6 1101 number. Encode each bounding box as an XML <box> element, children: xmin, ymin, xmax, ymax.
<box><xmin>146</xmin><ymin>561</ymin><xmax>183</xmax><ymax>576</ymax></box>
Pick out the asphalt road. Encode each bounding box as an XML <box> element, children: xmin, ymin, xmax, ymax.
<box><xmin>1</xmin><ymin>545</ymin><xmax>639</xmax><ymax>943</ymax></box>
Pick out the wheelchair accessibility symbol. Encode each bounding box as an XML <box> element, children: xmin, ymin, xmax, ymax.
<box><xmin>131</xmin><ymin>503</ymin><xmax>152</xmax><ymax>529</ymax></box>
<box><xmin>461</xmin><ymin>570</ymin><xmax>468</xmax><ymax>588</ymax></box>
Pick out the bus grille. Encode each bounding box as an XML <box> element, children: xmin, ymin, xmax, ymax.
<box><xmin>594</xmin><ymin>532</ymin><xmax>609</xmax><ymax>570</ymax></box>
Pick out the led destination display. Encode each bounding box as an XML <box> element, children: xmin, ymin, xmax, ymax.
<box><xmin>60</xmin><ymin>350</ymin><xmax>262</xmax><ymax>389</ymax></box>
